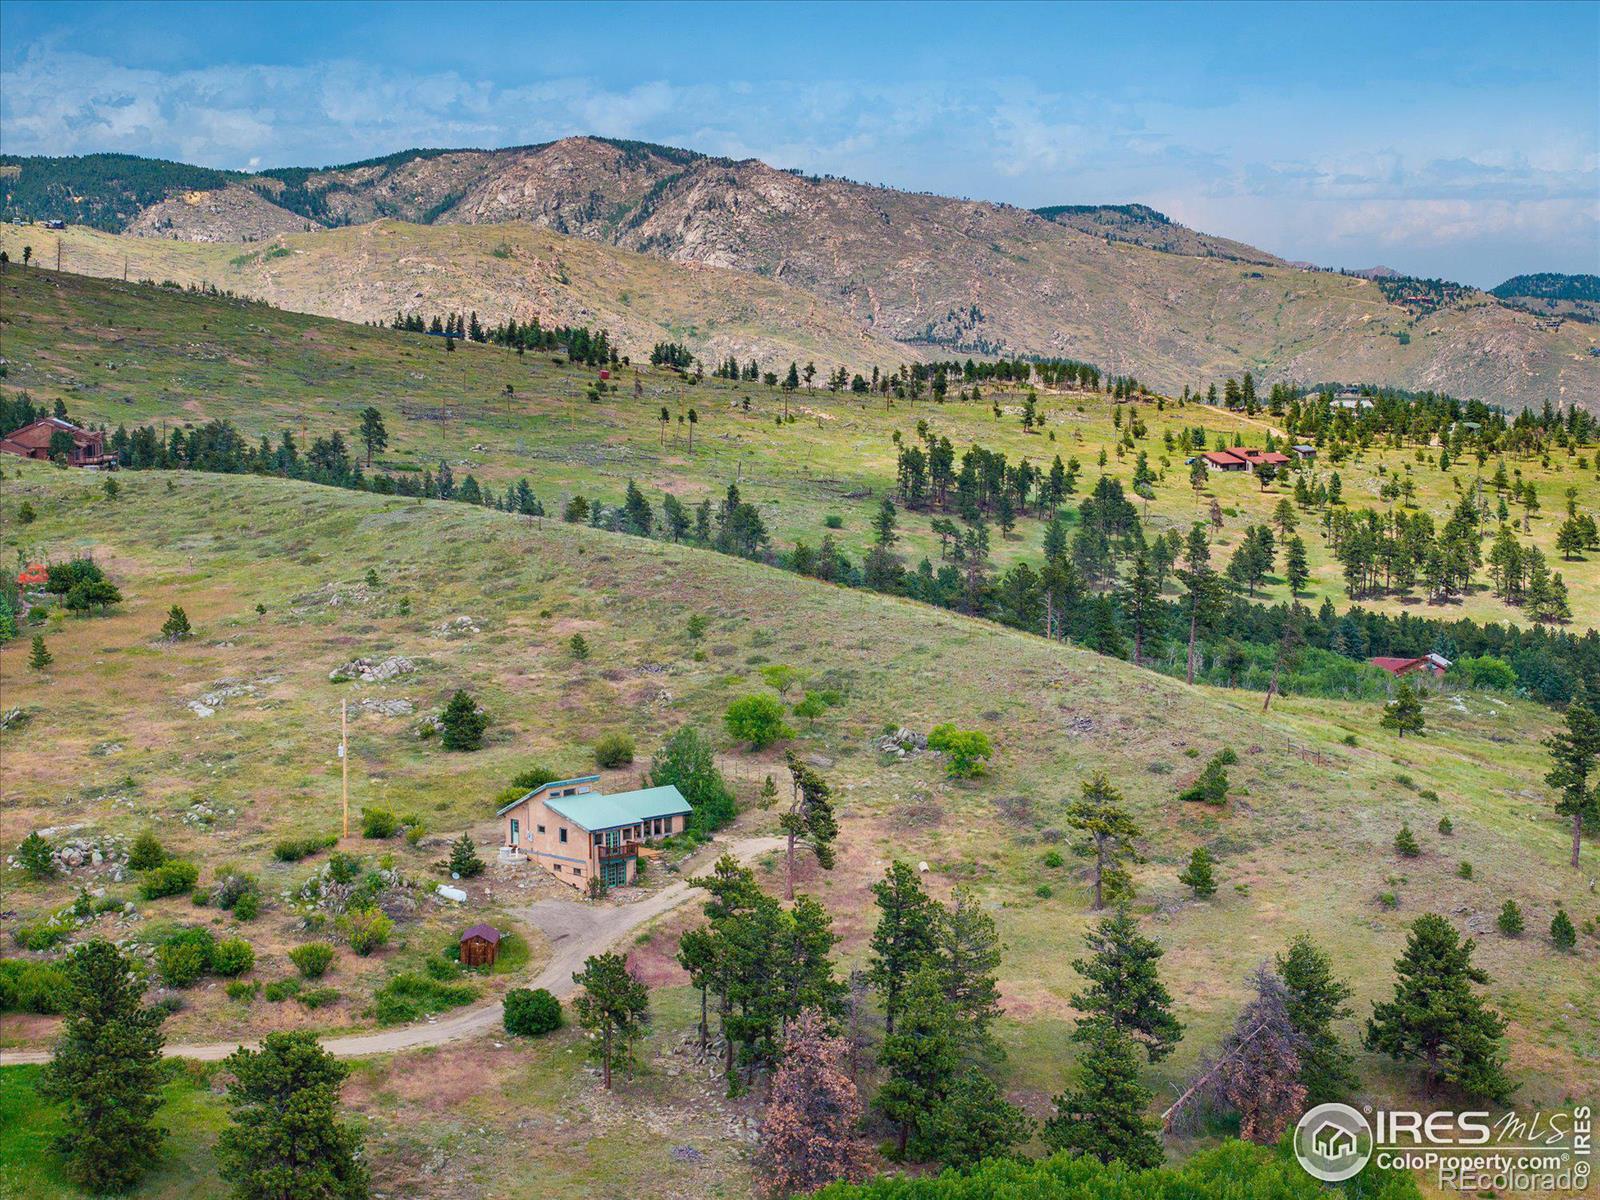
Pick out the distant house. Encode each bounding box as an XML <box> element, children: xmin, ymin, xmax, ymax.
<box><xmin>1332</xmin><ymin>391</ymin><xmax>1374</xmax><ymax>412</ymax></box>
<box><xmin>0</xmin><ymin>417</ymin><xmax>117</xmax><ymax>468</ymax></box>
<box><xmin>497</xmin><ymin>775</ymin><xmax>691</xmax><ymax>891</ymax></box>
<box><xmin>44</xmin><ymin>219</ymin><xmax>65</xmax><ymax>230</ymax></box>
<box><xmin>1203</xmin><ymin>448</ymin><xmax>1287</xmax><ymax>474</ymax></box>
<box><xmin>1291</xmin><ymin>444</ymin><xmax>1317</xmax><ymax>460</ymax></box>
<box><xmin>1369</xmin><ymin>653</ymin><xmax>1450</xmax><ymax>679</ymax></box>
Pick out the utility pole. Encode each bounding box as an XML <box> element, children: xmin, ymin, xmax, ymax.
<box><xmin>55</xmin><ymin>240</ymin><xmax>61</xmax><ymax>272</ymax></box>
<box><xmin>340</xmin><ymin>699</ymin><xmax>349</xmax><ymax>839</ymax></box>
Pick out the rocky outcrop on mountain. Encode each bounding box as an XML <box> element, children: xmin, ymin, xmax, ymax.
<box><xmin>126</xmin><ymin>184</ymin><xmax>322</xmax><ymax>243</ymax></box>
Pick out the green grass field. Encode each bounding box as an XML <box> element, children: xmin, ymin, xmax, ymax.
<box><xmin>3</xmin><ymin>266</ymin><xmax>1597</xmax><ymax>633</ymax></box>
<box><xmin>2</xmin><ymin>458</ymin><xmax>1595</xmax><ymax>1197</ymax></box>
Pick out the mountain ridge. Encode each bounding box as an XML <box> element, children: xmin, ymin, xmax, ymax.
<box><xmin>5</xmin><ymin>136</ymin><xmax>1596</xmax><ymax>407</ymax></box>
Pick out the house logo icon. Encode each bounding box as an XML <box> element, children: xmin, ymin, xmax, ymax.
<box><xmin>1293</xmin><ymin>1103</ymin><xmax>1373</xmax><ymax>1182</ymax></box>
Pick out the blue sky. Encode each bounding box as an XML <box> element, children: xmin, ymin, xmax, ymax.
<box><xmin>2</xmin><ymin>0</ymin><xmax>1595</xmax><ymax>286</ymax></box>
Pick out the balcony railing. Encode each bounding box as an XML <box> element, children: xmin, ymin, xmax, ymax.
<box><xmin>597</xmin><ymin>841</ymin><xmax>639</xmax><ymax>861</ymax></box>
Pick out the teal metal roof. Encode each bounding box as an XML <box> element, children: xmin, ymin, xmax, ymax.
<box><xmin>544</xmin><ymin>785</ymin><xmax>691</xmax><ymax>832</ymax></box>
<box><xmin>495</xmin><ymin>774</ymin><xmax>601</xmax><ymax>817</ymax></box>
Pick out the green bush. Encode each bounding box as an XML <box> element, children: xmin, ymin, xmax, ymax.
<box><xmin>339</xmin><ymin>906</ymin><xmax>393</xmax><ymax>956</ymax></box>
<box><xmin>361</xmin><ymin>807</ymin><xmax>399</xmax><ymax>839</ymax></box>
<box><xmin>139</xmin><ymin>859</ymin><xmax>200</xmax><ymax>899</ymax></box>
<box><xmin>1042</xmin><ymin>850</ymin><xmax>1064</xmax><ymax>869</ymax></box>
<box><xmin>264</xmin><ymin>979</ymin><xmax>302</xmax><ymax>1002</ymax></box>
<box><xmin>225</xmin><ymin>980</ymin><xmax>260</xmax><ymax>1002</ymax></box>
<box><xmin>156</xmin><ymin>940</ymin><xmax>211</xmax><ymax>988</ymax></box>
<box><xmin>233</xmin><ymin>891</ymin><xmax>260</xmax><ymax>921</ymax></box>
<box><xmin>13</xmin><ymin>918</ymin><xmax>70</xmax><ymax>951</ymax></box>
<box><xmin>374</xmin><ymin>972</ymin><xmax>477</xmax><ymax>1025</ymax></box>
<box><xmin>504</xmin><ymin>987</ymin><xmax>562</xmax><ymax>1036</ymax></box>
<box><xmin>724</xmin><ymin>693</ymin><xmax>794</xmax><ymax>750</ymax></box>
<box><xmin>127</xmin><ymin>830</ymin><xmax>166</xmax><ymax>871</ymax></box>
<box><xmin>298</xmin><ymin>987</ymin><xmax>340</xmax><ymax>1010</ymax></box>
<box><xmin>212</xmin><ymin>869</ymin><xmax>259</xmax><ymax>911</ymax></box>
<box><xmin>593</xmin><ymin>731</ymin><xmax>636</xmax><ymax>768</ymax></box>
<box><xmin>273</xmin><ymin>834</ymin><xmax>337</xmax><ymax>862</ymax></box>
<box><xmin>928</xmin><ymin>724</ymin><xmax>995</xmax><ymax>779</ymax></box>
<box><xmin>16</xmin><ymin>831</ymin><xmax>55</xmax><ymax>880</ymax></box>
<box><xmin>210</xmin><ymin>937</ymin><xmax>256</xmax><ymax>977</ymax></box>
<box><xmin>510</xmin><ymin>764</ymin><xmax>562</xmax><ymax>791</ymax></box>
<box><xmin>327</xmin><ymin>851</ymin><xmax>362</xmax><ymax>884</ymax></box>
<box><xmin>289</xmin><ymin>941</ymin><xmax>336</xmax><ymax>979</ymax></box>
<box><xmin>0</xmin><ymin>958</ymin><xmax>70</xmax><ymax>1013</ymax></box>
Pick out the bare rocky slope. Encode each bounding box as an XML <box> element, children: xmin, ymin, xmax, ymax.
<box><xmin>5</xmin><ymin>137</ymin><xmax>1596</xmax><ymax>407</ymax></box>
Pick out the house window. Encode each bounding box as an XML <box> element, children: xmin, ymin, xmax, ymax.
<box><xmin>536</xmin><ymin>824</ymin><xmax>545</xmax><ymax>834</ymax></box>
<box><xmin>559</xmin><ymin>827</ymin><xmax>568</xmax><ymax>844</ymax></box>
<box><xmin>572</xmin><ymin>867</ymin><xmax>582</xmax><ymax>877</ymax></box>
<box><xmin>594</xmin><ymin>833</ymin><xmax>604</xmax><ymax>846</ymax></box>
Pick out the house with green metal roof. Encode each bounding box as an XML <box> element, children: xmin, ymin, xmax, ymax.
<box><xmin>497</xmin><ymin>775</ymin><xmax>691</xmax><ymax>891</ymax></box>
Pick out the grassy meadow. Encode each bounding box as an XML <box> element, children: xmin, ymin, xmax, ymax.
<box><xmin>2</xmin><ymin>266</ymin><xmax>1598</xmax><ymax>633</ymax></box>
<box><xmin>1</xmin><ymin>460</ymin><xmax>1595</xmax><ymax>1197</ymax></box>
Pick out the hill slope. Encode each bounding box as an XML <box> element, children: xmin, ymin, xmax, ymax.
<box><xmin>7</xmin><ymin>139</ymin><xmax>1597</xmax><ymax>408</ymax></box>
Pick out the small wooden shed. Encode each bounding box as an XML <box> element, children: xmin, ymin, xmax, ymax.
<box><xmin>459</xmin><ymin>923</ymin><xmax>501</xmax><ymax>968</ymax></box>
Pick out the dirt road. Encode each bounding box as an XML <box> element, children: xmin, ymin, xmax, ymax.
<box><xmin>2</xmin><ymin>835</ymin><xmax>783</xmax><ymax>1066</ymax></box>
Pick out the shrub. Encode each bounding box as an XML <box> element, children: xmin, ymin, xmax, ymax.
<box><xmin>724</xmin><ymin>693</ymin><xmax>794</xmax><ymax>750</ymax></box>
<box><xmin>1178</xmin><ymin>753</ymin><xmax>1231</xmax><ymax>805</ymax></box>
<box><xmin>298</xmin><ymin>987</ymin><xmax>340</xmax><ymax>1010</ymax></box>
<box><xmin>1438</xmin><ymin>816</ymin><xmax>1453</xmax><ymax>835</ymax></box>
<box><xmin>440</xmin><ymin>689</ymin><xmax>488</xmax><ymax>751</ymax></box>
<box><xmin>568</xmin><ymin>633</ymin><xmax>590</xmax><ymax>661</ymax></box>
<box><xmin>649</xmin><ymin>726</ymin><xmax>738</xmax><ymax>836</ymax></box>
<box><xmin>361</xmin><ymin>807</ymin><xmax>399</xmax><ymax>839</ymax></box>
<box><xmin>156</xmin><ymin>941</ymin><xmax>211</xmax><ymax>988</ymax></box>
<box><xmin>510</xmin><ymin>764</ymin><xmax>561</xmax><ymax>791</ymax></box>
<box><xmin>14</xmin><ymin>919</ymin><xmax>70</xmax><ymax>951</ymax></box>
<box><xmin>191</xmin><ymin>888</ymin><xmax>210</xmax><ymax>906</ymax></box>
<box><xmin>160</xmin><ymin>605</ymin><xmax>193</xmax><ymax>641</ymax></box>
<box><xmin>290</xmin><ymin>942</ymin><xmax>336</xmax><ymax>979</ymax></box>
<box><xmin>1394</xmin><ymin>823</ymin><xmax>1421</xmax><ymax>857</ymax></box>
<box><xmin>139</xmin><ymin>859</ymin><xmax>200</xmax><ymax>899</ymax></box>
<box><xmin>504</xmin><ymin>987</ymin><xmax>562</xmax><ymax>1036</ymax></box>
<box><xmin>374</xmin><ymin>972</ymin><xmax>476</xmax><ymax>1025</ymax></box>
<box><xmin>593</xmin><ymin>731</ymin><xmax>636</xmax><ymax>768</ymax></box>
<box><xmin>1497</xmin><ymin>900</ymin><xmax>1525</xmax><ymax>936</ymax></box>
<box><xmin>339</xmin><ymin>906</ymin><xmax>393</xmax><ymax>956</ymax></box>
<box><xmin>225</xmin><ymin>980</ymin><xmax>260</xmax><ymax>1002</ymax></box>
<box><xmin>273</xmin><ymin>834</ymin><xmax>337</xmax><ymax>862</ymax></box>
<box><xmin>0</xmin><ymin>959</ymin><xmax>69</xmax><ymax>1014</ymax></box>
<box><xmin>824</xmin><ymin>514</ymin><xmax>844</xmax><ymax>529</ymax></box>
<box><xmin>127</xmin><ymin>830</ymin><xmax>166</xmax><ymax>871</ymax></box>
<box><xmin>1043</xmin><ymin>850</ymin><xmax>1064</xmax><ymax>869</ymax></box>
<box><xmin>233</xmin><ymin>891</ymin><xmax>260</xmax><ymax>921</ymax></box>
<box><xmin>928</xmin><ymin>724</ymin><xmax>995</xmax><ymax>779</ymax></box>
<box><xmin>210</xmin><ymin>938</ymin><xmax>256</xmax><ymax>977</ymax></box>
<box><xmin>327</xmin><ymin>851</ymin><xmax>362</xmax><ymax>884</ymax></box>
<box><xmin>1179</xmin><ymin>846</ymin><xmax>1219</xmax><ymax>898</ymax></box>
<box><xmin>1034</xmin><ymin>884</ymin><xmax>1053</xmax><ymax>899</ymax></box>
<box><xmin>1456</xmin><ymin>861</ymin><xmax>1473</xmax><ymax>879</ymax></box>
<box><xmin>404</xmin><ymin>817</ymin><xmax>428</xmax><ymax>846</ymax></box>
<box><xmin>212</xmin><ymin>869</ymin><xmax>260</xmax><ymax>911</ymax></box>
<box><xmin>16</xmin><ymin>831</ymin><xmax>55</xmax><ymax>880</ymax></box>
<box><xmin>264</xmin><ymin>979</ymin><xmax>302</xmax><ymax>1002</ymax></box>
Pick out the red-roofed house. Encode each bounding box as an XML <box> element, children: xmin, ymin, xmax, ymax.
<box><xmin>0</xmin><ymin>418</ymin><xmax>116</xmax><ymax>468</ymax></box>
<box><xmin>1202</xmin><ymin>450</ymin><xmax>1249</xmax><ymax>471</ymax></box>
<box><xmin>1369</xmin><ymin>653</ymin><xmax>1451</xmax><ymax>679</ymax></box>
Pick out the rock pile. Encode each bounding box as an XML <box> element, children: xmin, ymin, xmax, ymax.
<box><xmin>330</xmin><ymin>656</ymin><xmax>417</xmax><ymax>684</ymax></box>
<box><xmin>874</xmin><ymin>727</ymin><xmax>928</xmax><ymax>758</ymax></box>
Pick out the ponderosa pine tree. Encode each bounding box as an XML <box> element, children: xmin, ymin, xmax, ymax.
<box><xmin>757</xmin><ymin>1008</ymin><xmax>869</xmax><ymax>1196</ymax></box>
<box><xmin>28</xmin><ymin>633</ymin><xmax>51</xmax><ymax>671</ymax></box>
<box><xmin>216</xmin><ymin>1031</ymin><xmax>369</xmax><ymax>1200</ymax></box>
<box><xmin>921</xmin><ymin>1067</ymin><xmax>1033</xmax><ymax>1169</ymax></box>
<box><xmin>1381</xmin><ymin>679</ymin><xmax>1426</xmax><ymax>738</ymax></box>
<box><xmin>874</xmin><ymin>965</ymin><xmax>959</xmax><ymax>1158</ymax></box>
<box><xmin>1204</xmin><ymin>967</ymin><xmax>1305</xmax><ymax>1144</ymax></box>
<box><xmin>868</xmin><ymin>861</ymin><xmax>942</xmax><ymax>1035</ymax></box>
<box><xmin>1543</xmin><ymin>685</ymin><xmax>1600</xmax><ymax>869</ymax></box>
<box><xmin>41</xmin><ymin>940</ymin><xmax>168</xmax><ymax>1193</ymax></box>
<box><xmin>1276</xmin><ymin>934</ymin><xmax>1358</xmax><ymax>1105</ymax></box>
<box><xmin>1044</xmin><ymin>1017</ymin><xmax>1164</xmax><ymax>1169</ymax></box>
<box><xmin>937</xmin><ymin>885</ymin><xmax>1003</xmax><ymax>1048</ymax></box>
<box><xmin>1065</xmin><ymin>773</ymin><xmax>1142</xmax><ymax>909</ymax></box>
<box><xmin>1121</xmin><ymin>551</ymin><xmax>1163</xmax><ymax>665</ymax></box>
<box><xmin>1071</xmin><ymin>907</ymin><xmax>1183</xmax><ymax>1063</ymax></box>
<box><xmin>356</xmin><ymin>406</ymin><xmax>386</xmax><ymax>467</ymax></box>
<box><xmin>160</xmin><ymin>604</ymin><xmax>192</xmax><ymax>640</ymax></box>
<box><xmin>781</xmin><ymin>752</ymin><xmax>838</xmax><ymax>900</ymax></box>
<box><xmin>1551</xmin><ymin>907</ymin><xmax>1577</xmax><ymax>951</ymax></box>
<box><xmin>1365</xmin><ymin>914</ymin><xmax>1512</xmax><ymax>1101</ymax></box>
<box><xmin>572</xmin><ymin>951</ymin><xmax>650</xmax><ymax>1090</ymax></box>
<box><xmin>1178</xmin><ymin>846</ymin><xmax>1217</xmax><ymax>897</ymax></box>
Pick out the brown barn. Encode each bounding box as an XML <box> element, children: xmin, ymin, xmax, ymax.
<box><xmin>459</xmin><ymin>923</ymin><xmax>501</xmax><ymax>967</ymax></box>
<box><xmin>0</xmin><ymin>417</ymin><xmax>117</xmax><ymax>468</ymax></box>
